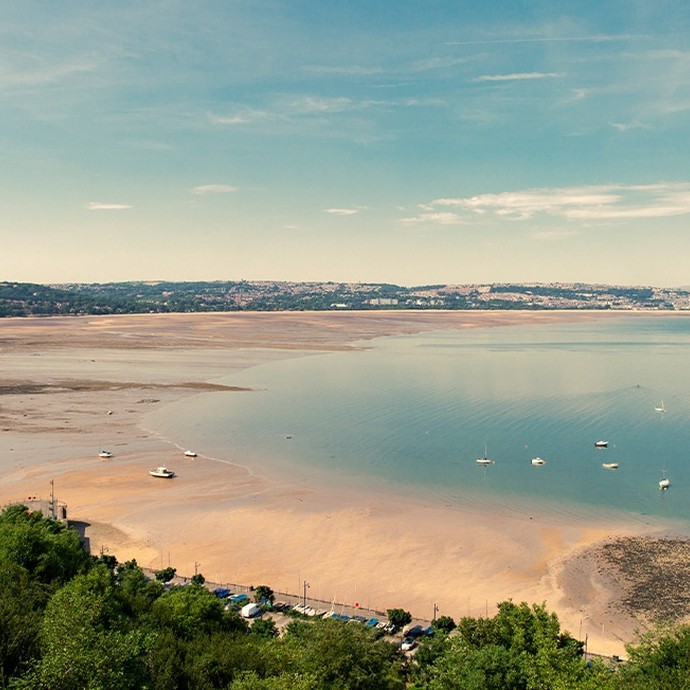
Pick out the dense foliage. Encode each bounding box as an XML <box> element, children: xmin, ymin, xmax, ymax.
<box><xmin>0</xmin><ymin>505</ymin><xmax>688</xmax><ymax>688</ymax></box>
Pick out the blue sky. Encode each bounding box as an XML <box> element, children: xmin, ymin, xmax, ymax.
<box><xmin>3</xmin><ymin>1</ymin><xmax>690</xmax><ymax>286</ymax></box>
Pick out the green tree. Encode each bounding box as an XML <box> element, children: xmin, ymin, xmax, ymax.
<box><xmin>146</xmin><ymin>630</ymin><xmax>286</xmax><ymax>690</ymax></box>
<box><xmin>386</xmin><ymin>608</ymin><xmax>412</xmax><ymax>629</ymax></box>
<box><xmin>155</xmin><ymin>566</ymin><xmax>176</xmax><ymax>583</ymax></box>
<box><xmin>149</xmin><ymin>584</ymin><xmax>246</xmax><ymax>640</ymax></box>
<box><xmin>615</xmin><ymin>623</ymin><xmax>690</xmax><ymax>689</ymax></box>
<box><xmin>432</xmin><ymin>615</ymin><xmax>456</xmax><ymax>634</ymax></box>
<box><xmin>12</xmin><ymin>566</ymin><xmax>152</xmax><ymax>690</ymax></box>
<box><xmin>115</xmin><ymin>562</ymin><xmax>164</xmax><ymax>621</ymax></box>
<box><xmin>0</xmin><ymin>558</ymin><xmax>46</xmax><ymax>686</ymax></box>
<box><xmin>284</xmin><ymin>619</ymin><xmax>402</xmax><ymax>690</ymax></box>
<box><xmin>190</xmin><ymin>572</ymin><xmax>206</xmax><ymax>586</ymax></box>
<box><xmin>412</xmin><ymin>601</ymin><xmax>611</xmax><ymax>690</ymax></box>
<box><xmin>254</xmin><ymin>585</ymin><xmax>275</xmax><ymax>604</ymax></box>
<box><xmin>251</xmin><ymin>619</ymin><xmax>279</xmax><ymax>638</ymax></box>
<box><xmin>0</xmin><ymin>504</ymin><xmax>90</xmax><ymax>586</ymax></box>
<box><xmin>229</xmin><ymin>670</ymin><xmax>320</xmax><ymax>689</ymax></box>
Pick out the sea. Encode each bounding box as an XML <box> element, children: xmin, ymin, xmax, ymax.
<box><xmin>143</xmin><ymin>315</ymin><xmax>690</xmax><ymax>528</ymax></box>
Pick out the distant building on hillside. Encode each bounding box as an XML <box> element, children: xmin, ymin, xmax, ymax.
<box><xmin>367</xmin><ymin>297</ymin><xmax>398</xmax><ymax>306</ymax></box>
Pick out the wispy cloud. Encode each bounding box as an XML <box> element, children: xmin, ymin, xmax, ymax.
<box><xmin>290</xmin><ymin>96</ymin><xmax>354</xmax><ymax>114</ymax></box>
<box><xmin>410</xmin><ymin>56</ymin><xmax>470</xmax><ymax>72</ymax></box>
<box><xmin>473</xmin><ymin>72</ymin><xmax>565</xmax><ymax>82</ymax></box>
<box><xmin>86</xmin><ymin>202</ymin><xmax>132</xmax><ymax>210</ymax></box>
<box><xmin>0</xmin><ymin>57</ymin><xmax>96</xmax><ymax>89</ymax></box>
<box><xmin>325</xmin><ymin>207</ymin><xmax>361</xmax><ymax>216</ymax></box>
<box><xmin>305</xmin><ymin>65</ymin><xmax>384</xmax><ymax>76</ymax></box>
<box><xmin>208</xmin><ymin>97</ymin><xmax>356</xmax><ymax>129</ymax></box>
<box><xmin>611</xmin><ymin>121</ymin><xmax>647</xmax><ymax>132</ymax></box>
<box><xmin>445</xmin><ymin>35</ymin><xmax>643</xmax><ymax>47</ymax></box>
<box><xmin>208</xmin><ymin>109</ymin><xmax>271</xmax><ymax>126</ymax></box>
<box><xmin>208</xmin><ymin>93</ymin><xmax>444</xmax><ymax>139</ymax></box>
<box><xmin>192</xmin><ymin>184</ymin><xmax>237</xmax><ymax>195</ymax></box>
<box><xmin>400</xmin><ymin>211</ymin><xmax>466</xmax><ymax>225</ymax></box>
<box><xmin>403</xmin><ymin>183</ymin><xmax>690</xmax><ymax>224</ymax></box>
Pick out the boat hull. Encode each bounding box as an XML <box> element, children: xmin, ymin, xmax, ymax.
<box><xmin>149</xmin><ymin>467</ymin><xmax>175</xmax><ymax>478</ymax></box>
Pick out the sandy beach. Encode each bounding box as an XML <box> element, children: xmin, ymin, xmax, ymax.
<box><xmin>1</xmin><ymin>310</ymin><xmax>688</xmax><ymax>658</ymax></box>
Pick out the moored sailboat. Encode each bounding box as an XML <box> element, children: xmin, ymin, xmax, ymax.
<box><xmin>476</xmin><ymin>444</ymin><xmax>494</xmax><ymax>465</ymax></box>
<box><xmin>659</xmin><ymin>469</ymin><xmax>670</xmax><ymax>491</ymax></box>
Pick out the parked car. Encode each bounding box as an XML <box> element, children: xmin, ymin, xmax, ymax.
<box><xmin>404</xmin><ymin>625</ymin><xmax>424</xmax><ymax>638</ymax></box>
<box><xmin>401</xmin><ymin>637</ymin><xmax>417</xmax><ymax>652</ymax></box>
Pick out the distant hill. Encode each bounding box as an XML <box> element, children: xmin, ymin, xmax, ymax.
<box><xmin>1</xmin><ymin>280</ymin><xmax>688</xmax><ymax>317</ymax></box>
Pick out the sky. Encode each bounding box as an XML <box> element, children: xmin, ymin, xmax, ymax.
<box><xmin>2</xmin><ymin>1</ymin><xmax>690</xmax><ymax>287</ymax></box>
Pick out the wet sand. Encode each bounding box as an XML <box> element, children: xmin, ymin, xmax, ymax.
<box><xmin>1</xmin><ymin>310</ymin><xmax>688</xmax><ymax>657</ymax></box>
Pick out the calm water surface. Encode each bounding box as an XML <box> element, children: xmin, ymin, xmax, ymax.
<box><xmin>145</xmin><ymin>316</ymin><xmax>690</xmax><ymax>525</ymax></box>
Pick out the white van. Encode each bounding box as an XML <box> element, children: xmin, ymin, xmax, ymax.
<box><xmin>241</xmin><ymin>603</ymin><xmax>261</xmax><ymax>619</ymax></box>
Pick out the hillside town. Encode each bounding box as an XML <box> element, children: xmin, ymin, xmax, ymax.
<box><xmin>2</xmin><ymin>280</ymin><xmax>689</xmax><ymax>317</ymax></box>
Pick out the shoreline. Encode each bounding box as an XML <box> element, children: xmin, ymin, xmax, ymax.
<box><xmin>1</xmin><ymin>310</ymin><xmax>687</xmax><ymax>657</ymax></box>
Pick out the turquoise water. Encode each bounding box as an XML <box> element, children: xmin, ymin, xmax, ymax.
<box><xmin>145</xmin><ymin>316</ymin><xmax>690</xmax><ymax>525</ymax></box>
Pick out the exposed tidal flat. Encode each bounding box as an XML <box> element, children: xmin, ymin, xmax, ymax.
<box><xmin>1</xmin><ymin>310</ymin><xmax>690</xmax><ymax>659</ymax></box>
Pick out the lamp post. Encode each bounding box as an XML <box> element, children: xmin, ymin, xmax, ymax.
<box><xmin>579</xmin><ymin>615</ymin><xmax>589</xmax><ymax>659</ymax></box>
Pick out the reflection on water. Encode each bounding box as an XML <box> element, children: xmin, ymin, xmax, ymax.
<box><xmin>145</xmin><ymin>317</ymin><xmax>690</xmax><ymax>525</ymax></box>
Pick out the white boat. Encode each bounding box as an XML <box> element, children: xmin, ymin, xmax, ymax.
<box><xmin>149</xmin><ymin>467</ymin><xmax>175</xmax><ymax>478</ymax></box>
<box><xmin>602</xmin><ymin>462</ymin><xmax>619</xmax><ymax>470</ymax></box>
<box><xmin>99</xmin><ymin>450</ymin><xmax>113</xmax><ymax>459</ymax></box>
<box><xmin>531</xmin><ymin>457</ymin><xmax>546</xmax><ymax>466</ymax></box>
<box><xmin>659</xmin><ymin>470</ymin><xmax>670</xmax><ymax>490</ymax></box>
<box><xmin>476</xmin><ymin>444</ymin><xmax>494</xmax><ymax>465</ymax></box>
<box><xmin>655</xmin><ymin>401</ymin><xmax>666</xmax><ymax>413</ymax></box>
<box><xmin>184</xmin><ymin>450</ymin><xmax>197</xmax><ymax>457</ymax></box>
<box><xmin>594</xmin><ymin>441</ymin><xmax>608</xmax><ymax>448</ymax></box>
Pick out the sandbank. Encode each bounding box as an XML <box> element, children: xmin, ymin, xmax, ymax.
<box><xmin>1</xmin><ymin>310</ymin><xmax>688</xmax><ymax>658</ymax></box>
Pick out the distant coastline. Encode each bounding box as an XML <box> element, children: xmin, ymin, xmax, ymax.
<box><xmin>2</xmin><ymin>279</ymin><xmax>689</xmax><ymax>316</ymax></box>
